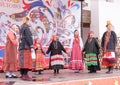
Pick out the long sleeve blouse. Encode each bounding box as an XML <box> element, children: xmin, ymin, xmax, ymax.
<box><xmin>46</xmin><ymin>41</ymin><xmax>66</xmax><ymax>56</ymax></box>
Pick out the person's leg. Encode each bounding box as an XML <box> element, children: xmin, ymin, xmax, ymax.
<box><xmin>106</xmin><ymin>66</ymin><xmax>110</xmax><ymax>73</ymax></box>
<box><xmin>88</xmin><ymin>66</ymin><xmax>93</xmax><ymax>73</ymax></box>
<box><xmin>20</xmin><ymin>68</ymin><xmax>26</xmax><ymax>79</ymax></box>
<box><xmin>38</xmin><ymin>70</ymin><xmax>43</xmax><ymax>74</ymax></box>
<box><xmin>109</xmin><ymin>66</ymin><xmax>113</xmax><ymax>73</ymax></box>
<box><xmin>57</xmin><ymin>69</ymin><xmax>59</xmax><ymax>74</ymax></box>
<box><xmin>92</xmin><ymin>66</ymin><xmax>97</xmax><ymax>73</ymax></box>
<box><xmin>106</xmin><ymin>66</ymin><xmax>113</xmax><ymax>73</ymax></box>
<box><xmin>20</xmin><ymin>68</ymin><xmax>24</xmax><ymax>76</ymax></box>
<box><xmin>54</xmin><ymin>69</ymin><xmax>56</xmax><ymax>74</ymax></box>
<box><xmin>25</xmin><ymin>69</ymin><xmax>32</xmax><ymax>80</ymax></box>
<box><xmin>24</xmin><ymin>69</ymin><xmax>28</xmax><ymax>75</ymax></box>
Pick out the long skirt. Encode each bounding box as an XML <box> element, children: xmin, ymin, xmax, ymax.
<box><xmin>50</xmin><ymin>54</ymin><xmax>64</xmax><ymax>69</ymax></box>
<box><xmin>69</xmin><ymin>46</ymin><xmax>83</xmax><ymax>70</ymax></box>
<box><xmin>102</xmin><ymin>51</ymin><xmax>116</xmax><ymax>67</ymax></box>
<box><xmin>19</xmin><ymin>49</ymin><xmax>32</xmax><ymax>69</ymax></box>
<box><xmin>85</xmin><ymin>53</ymin><xmax>100</xmax><ymax>71</ymax></box>
<box><xmin>35</xmin><ymin>50</ymin><xmax>46</xmax><ymax>70</ymax></box>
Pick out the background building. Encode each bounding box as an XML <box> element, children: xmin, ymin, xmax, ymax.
<box><xmin>83</xmin><ymin>0</ymin><xmax>120</xmax><ymax>43</ymax></box>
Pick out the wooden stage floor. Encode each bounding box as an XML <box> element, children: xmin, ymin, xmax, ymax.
<box><xmin>0</xmin><ymin>69</ymin><xmax>120</xmax><ymax>85</ymax></box>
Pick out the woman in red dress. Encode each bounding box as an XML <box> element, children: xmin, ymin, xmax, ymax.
<box><xmin>69</xmin><ymin>30</ymin><xmax>84</xmax><ymax>73</ymax></box>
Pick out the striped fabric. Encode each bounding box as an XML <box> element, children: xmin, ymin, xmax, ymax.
<box><xmin>102</xmin><ymin>51</ymin><xmax>116</xmax><ymax>66</ymax></box>
<box><xmin>85</xmin><ymin>53</ymin><xmax>98</xmax><ymax>66</ymax></box>
<box><xmin>51</xmin><ymin>55</ymin><xmax>64</xmax><ymax>66</ymax></box>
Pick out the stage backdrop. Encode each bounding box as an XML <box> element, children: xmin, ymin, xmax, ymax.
<box><xmin>0</xmin><ymin>0</ymin><xmax>81</xmax><ymax>69</ymax></box>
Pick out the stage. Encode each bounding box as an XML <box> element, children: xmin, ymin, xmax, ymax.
<box><xmin>0</xmin><ymin>69</ymin><xmax>120</xmax><ymax>85</ymax></box>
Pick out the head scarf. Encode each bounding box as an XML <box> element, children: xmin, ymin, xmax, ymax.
<box><xmin>88</xmin><ymin>31</ymin><xmax>94</xmax><ymax>38</ymax></box>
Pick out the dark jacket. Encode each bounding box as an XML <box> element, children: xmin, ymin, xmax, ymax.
<box><xmin>46</xmin><ymin>41</ymin><xmax>66</xmax><ymax>56</ymax></box>
<box><xmin>101</xmin><ymin>31</ymin><xmax>117</xmax><ymax>51</ymax></box>
<box><xmin>83</xmin><ymin>37</ymin><xmax>100</xmax><ymax>54</ymax></box>
<box><xmin>19</xmin><ymin>23</ymin><xmax>33</xmax><ymax>50</ymax></box>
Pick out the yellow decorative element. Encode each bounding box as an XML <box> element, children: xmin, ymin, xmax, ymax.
<box><xmin>11</xmin><ymin>0</ymin><xmax>20</xmax><ymax>3</ymax></box>
<box><xmin>22</xmin><ymin>17</ymin><xmax>26</xmax><ymax>23</ymax></box>
<box><xmin>107</xmin><ymin>20</ymin><xmax>112</xmax><ymax>25</ymax></box>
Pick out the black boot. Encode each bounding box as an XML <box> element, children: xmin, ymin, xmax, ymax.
<box><xmin>93</xmin><ymin>70</ymin><xmax>96</xmax><ymax>73</ymax></box>
<box><xmin>57</xmin><ymin>69</ymin><xmax>59</xmax><ymax>74</ymax></box>
<box><xmin>109</xmin><ymin>66</ymin><xmax>113</xmax><ymax>73</ymax></box>
<box><xmin>106</xmin><ymin>66</ymin><xmax>113</xmax><ymax>74</ymax></box>
<box><xmin>88</xmin><ymin>70</ymin><xmax>93</xmax><ymax>73</ymax></box>
<box><xmin>106</xmin><ymin>67</ymin><xmax>110</xmax><ymax>73</ymax></box>
<box><xmin>38</xmin><ymin>70</ymin><xmax>42</xmax><ymax>74</ymax></box>
<box><xmin>54</xmin><ymin>69</ymin><xmax>56</xmax><ymax>74</ymax></box>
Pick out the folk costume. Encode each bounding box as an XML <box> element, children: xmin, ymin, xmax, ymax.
<box><xmin>101</xmin><ymin>31</ymin><xmax>117</xmax><ymax>73</ymax></box>
<box><xmin>3</xmin><ymin>27</ymin><xmax>18</xmax><ymax>78</ymax></box>
<box><xmin>101</xmin><ymin>21</ymin><xmax>117</xmax><ymax>74</ymax></box>
<box><xmin>83</xmin><ymin>32</ymin><xmax>100</xmax><ymax>73</ymax></box>
<box><xmin>46</xmin><ymin>40</ymin><xmax>66</xmax><ymax>74</ymax></box>
<box><xmin>34</xmin><ymin>38</ymin><xmax>46</xmax><ymax>74</ymax></box>
<box><xmin>69</xmin><ymin>36</ymin><xmax>84</xmax><ymax>72</ymax></box>
<box><xmin>19</xmin><ymin>21</ymin><xmax>34</xmax><ymax>80</ymax></box>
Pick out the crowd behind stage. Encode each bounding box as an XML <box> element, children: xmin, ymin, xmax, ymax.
<box><xmin>1</xmin><ymin>17</ymin><xmax>119</xmax><ymax>81</ymax></box>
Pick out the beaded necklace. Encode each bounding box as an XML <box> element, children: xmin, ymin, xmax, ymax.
<box><xmin>53</xmin><ymin>41</ymin><xmax>58</xmax><ymax>49</ymax></box>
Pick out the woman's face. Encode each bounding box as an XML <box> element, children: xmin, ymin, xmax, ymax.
<box><xmin>90</xmin><ymin>33</ymin><xmax>94</xmax><ymax>38</ymax></box>
<box><xmin>74</xmin><ymin>30</ymin><xmax>79</xmax><ymax>36</ymax></box>
<box><xmin>12</xmin><ymin>25</ymin><xmax>19</xmax><ymax>33</ymax></box>
<box><xmin>53</xmin><ymin>35</ymin><xmax>58</xmax><ymax>41</ymax></box>
<box><xmin>36</xmin><ymin>39</ymin><xmax>40</xmax><ymax>44</ymax></box>
<box><xmin>107</xmin><ymin>25</ymin><xmax>112</xmax><ymax>31</ymax></box>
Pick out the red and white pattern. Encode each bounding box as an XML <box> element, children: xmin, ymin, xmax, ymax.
<box><xmin>103</xmin><ymin>52</ymin><xmax>115</xmax><ymax>58</ymax></box>
<box><xmin>51</xmin><ymin>55</ymin><xmax>64</xmax><ymax>66</ymax></box>
<box><xmin>102</xmin><ymin>51</ymin><xmax>116</xmax><ymax>66</ymax></box>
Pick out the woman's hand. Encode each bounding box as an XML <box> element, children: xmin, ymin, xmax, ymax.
<box><xmin>83</xmin><ymin>51</ymin><xmax>86</xmax><ymax>55</ymax></box>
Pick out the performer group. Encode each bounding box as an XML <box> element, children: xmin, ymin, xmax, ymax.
<box><xmin>2</xmin><ymin>17</ymin><xmax>118</xmax><ymax>81</ymax></box>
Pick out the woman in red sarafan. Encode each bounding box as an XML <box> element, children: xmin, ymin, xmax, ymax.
<box><xmin>69</xmin><ymin>30</ymin><xmax>84</xmax><ymax>73</ymax></box>
<box><xmin>33</xmin><ymin>38</ymin><xmax>46</xmax><ymax>74</ymax></box>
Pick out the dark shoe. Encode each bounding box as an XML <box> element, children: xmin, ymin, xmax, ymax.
<box><xmin>6</xmin><ymin>75</ymin><xmax>12</xmax><ymax>78</ymax></box>
<box><xmin>12</xmin><ymin>75</ymin><xmax>18</xmax><ymax>78</ymax></box>
<box><xmin>106</xmin><ymin>70</ymin><xmax>113</xmax><ymax>74</ymax></box>
<box><xmin>88</xmin><ymin>70</ymin><xmax>93</xmax><ymax>73</ymax></box>
<box><xmin>38</xmin><ymin>70</ymin><xmax>43</xmax><ymax>74</ymax></box>
<box><xmin>92</xmin><ymin>70</ymin><xmax>96</xmax><ymax>73</ymax></box>
<box><xmin>74</xmin><ymin>70</ymin><xmax>80</xmax><ymax>73</ymax></box>
<box><xmin>106</xmin><ymin>70</ymin><xmax>109</xmax><ymax>73</ymax></box>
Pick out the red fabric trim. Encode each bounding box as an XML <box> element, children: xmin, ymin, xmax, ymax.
<box><xmin>86</xmin><ymin>56</ymin><xmax>96</xmax><ymax>58</ymax></box>
<box><xmin>103</xmin><ymin>52</ymin><xmax>111</xmax><ymax>56</ymax></box>
<box><xmin>51</xmin><ymin>58</ymin><xmax>63</xmax><ymax>61</ymax></box>
<box><xmin>87</xmin><ymin>60</ymin><xmax>97</xmax><ymax>62</ymax></box>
